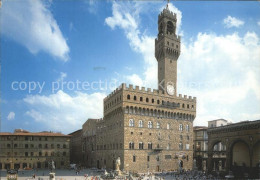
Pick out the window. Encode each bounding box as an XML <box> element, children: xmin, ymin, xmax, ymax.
<box><xmin>57</xmin><ymin>144</ymin><xmax>60</xmax><ymax>149</ymax></box>
<box><xmin>133</xmin><ymin>155</ymin><xmax>136</xmax><ymax>162</ymax></box>
<box><xmin>167</xmin><ymin>123</ymin><xmax>170</xmax><ymax>130</ymax></box>
<box><xmin>146</xmin><ymin>98</ymin><xmax>149</xmax><ymax>102</ymax></box>
<box><xmin>25</xmin><ymin>144</ymin><xmax>28</xmax><ymax>148</ymax></box>
<box><xmin>157</xmin><ymin>100</ymin><xmax>160</xmax><ymax>104</ymax></box>
<box><xmin>186</xmin><ymin>144</ymin><xmax>190</xmax><ymax>150</ymax></box>
<box><xmin>148</xmin><ymin>142</ymin><xmax>153</xmax><ymax>149</ymax></box>
<box><xmin>127</xmin><ymin>95</ymin><xmax>130</xmax><ymax>100</ymax></box>
<box><xmin>152</xmin><ymin>99</ymin><xmax>154</xmax><ymax>103</ymax></box>
<box><xmin>187</xmin><ymin>104</ymin><xmax>190</xmax><ymax>109</ymax></box>
<box><xmin>129</xmin><ymin>142</ymin><xmax>134</xmax><ymax>149</ymax></box>
<box><xmin>179</xmin><ymin>124</ymin><xmax>183</xmax><ymax>131</ymax></box>
<box><xmin>30</xmin><ymin>152</ymin><xmax>33</xmax><ymax>156</ymax></box>
<box><xmin>140</xmin><ymin>97</ymin><xmax>143</xmax><ymax>101</ymax></box>
<box><xmin>138</xmin><ymin>120</ymin><xmax>143</xmax><ymax>128</ymax></box>
<box><xmin>25</xmin><ymin>152</ymin><xmax>28</xmax><ymax>157</ymax></box>
<box><xmin>156</xmin><ymin>122</ymin><xmax>160</xmax><ymax>129</ymax></box>
<box><xmin>129</xmin><ymin>119</ymin><xmax>134</xmax><ymax>127</ymax></box>
<box><xmin>156</xmin><ymin>156</ymin><xmax>160</xmax><ymax>161</ymax></box>
<box><xmin>192</xmin><ymin>105</ymin><xmax>194</xmax><ymax>109</ymax></box>
<box><xmin>139</xmin><ymin>142</ymin><xmax>144</xmax><ymax>150</ymax></box>
<box><xmin>14</xmin><ymin>144</ymin><xmax>17</xmax><ymax>148</ymax></box>
<box><xmin>186</xmin><ymin>125</ymin><xmax>190</xmax><ymax>132</ymax></box>
<box><xmin>179</xmin><ymin>143</ymin><xmax>183</xmax><ymax>150</ymax></box>
<box><xmin>167</xmin><ymin>144</ymin><xmax>170</xmax><ymax>150</ymax></box>
<box><xmin>182</xmin><ymin>103</ymin><xmax>185</xmax><ymax>108</ymax></box>
<box><xmin>134</xmin><ymin>96</ymin><xmax>137</xmax><ymax>100</ymax></box>
<box><xmin>180</xmin><ymin>135</ymin><xmax>183</xmax><ymax>140</ymax></box>
<box><xmin>148</xmin><ymin>121</ymin><xmax>153</xmax><ymax>128</ymax></box>
<box><xmin>147</xmin><ymin>156</ymin><xmax>150</xmax><ymax>162</ymax></box>
<box><xmin>7</xmin><ymin>144</ymin><xmax>11</xmax><ymax>148</ymax></box>
<box><xmin>187</xmin><ymin>135</ymin><xmax>190</xmax><ymax>140</ymax></box>
<box><xmin>167</xmin><ymin>21</ymin><xmax>174</xmax><ymax>34</ymax></box>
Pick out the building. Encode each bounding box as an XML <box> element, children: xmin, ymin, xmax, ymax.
<box><xmin>193</xmin><ymin>119</ymin><xmax>229</xmax><ymax>171</ymax></box>
<box><xmin>69</xmin><ymin>129</ymin><xmax>83</xmax><ymax>165</ymax></box>
<box><xmin>81</xmin><ymin>4</ymin><xmax>196</xmax><ymax>173</ymax></box>
<box><xmin>208</xmin><ymin>119</ymin><xmax>228</xmax><ymax>128</ymax></box>
<box><xmin>207</xmin><ymin>120</ymin><xmax>260</xmax><ymax>178</ymax></box>
<box><xmin>0</xmin><ymin>129</ymin><xmax>71</xmax><ymax>170</ymax></box>
<box><xmin>193</xmin><ymin>126</ymin><xmax>208</xmax><ymax>171</ymax></box>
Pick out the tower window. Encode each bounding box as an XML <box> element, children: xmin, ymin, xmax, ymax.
<box><xmin>167</xmin><ymin>21</ymin><xmax>174</xmax><ymax>34</ymax></box>
<box><xmin>127</xmin><ymin>95</ymin><xmax>130</xmax><ymax>100</ymax></box>
<box><xmin>146</xmin><ymin>98</ymin><xmax>149</xmax><ymax>102</ymax></box>
<box><xmin>157</xmin><ymin>100</ymin><xmax>160</xmax><ymax>104</ymax></box>
<box><xmin>152</xmin><ymin>99</ymin><xmax>154</xmax><ymax>103</ymax></box>
<box><xmin>140</xmin><ymin>97</ymin><xmax>143</xmax><ymax>101</ymax></box>
<box><xmin>134</xmin><ymin>96</ymin><xmax>137</xmax><ymax>100</ymax></box>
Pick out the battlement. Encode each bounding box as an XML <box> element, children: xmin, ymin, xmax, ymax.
<box><xmin>158</xmin><ymin>8</ymin><xmax>177</xmax><ymax>21</ymax></box>
<box><xmin>155</xmin><ymin>35</ymin><xmax>181</xmax><ymax>43</ymax></box>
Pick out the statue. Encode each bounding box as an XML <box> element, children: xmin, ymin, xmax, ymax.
<box><xmin>49</xmin><ymin>160</ymin><xmax>56</xmax><ymax>180</ymax></box>
<box><xmin>115</xmin><ymin>157</ymin><xmax>121</xmax><ymax>175</ymax></box>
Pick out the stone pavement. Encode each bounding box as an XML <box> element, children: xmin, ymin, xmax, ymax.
<box><xmin>0</xmin><ymin>169</ymin><xmax>219</xmax><ymax>180</ymax></box>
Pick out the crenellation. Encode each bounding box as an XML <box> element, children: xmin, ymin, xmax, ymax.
<box><xmin>135</xmin><ymin>85</ymin><xmax>139</xmax><ymax>90</ymax></box>
<box><xmin>184</xmin><ymin>95</ymin><xmax>187</xmax><ymax>99</ymax></box>
<box><xmin>129</xmin><ymin>84</ymin><xmax>133</xmax><ymax>90</ymax></box>
<box><xmin>179</xmin><ymin>94</ymin><xmax>182</xmax><ymax>98</ymax></box>
<box><xmin>141</xmin><ymin>87</ymin><xmax>145</xmax><ymax>91</ymax></box>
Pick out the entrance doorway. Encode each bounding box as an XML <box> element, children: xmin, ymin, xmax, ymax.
<box><xmin>156</xmin><ymin>165</ymin><xmax>160</xmax><ymax>172</ymax></box>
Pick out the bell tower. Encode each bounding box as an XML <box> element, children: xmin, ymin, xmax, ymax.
<box><xmin>155</xmin><ymin>4</ymin><xmax>181</xmax><ymax>96</ymax></box>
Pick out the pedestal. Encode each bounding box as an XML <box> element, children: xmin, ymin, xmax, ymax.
<box><xmin>49</xmin><ymin>172</ymin><xmax>55</xmax><ymax>180</ymax></box>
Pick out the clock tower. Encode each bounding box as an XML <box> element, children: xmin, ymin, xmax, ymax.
<box><xmin>155</xmin><ymin>5</ymin><xmax>181</xmax><ymax>96</ymax></box>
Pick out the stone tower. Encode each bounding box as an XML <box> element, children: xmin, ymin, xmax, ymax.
<box><xmin>155</xmin><ymin>5</ymin><xmax>181</xmax><ymax>96</ymax></box>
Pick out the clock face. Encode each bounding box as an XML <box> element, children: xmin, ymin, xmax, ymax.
<box><xmin>167</xmin><ymin>85</ymin><xmax>175</xmax><ymax>96</ymax></box>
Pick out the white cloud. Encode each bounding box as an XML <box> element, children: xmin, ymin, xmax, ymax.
<box><xmin>24</xmin><ymin>90</ymin><xmax>106</xmax><ymax>133</ymax></box>
<box><xmin>7</xmin><ymin>112</ymin><xmax>15</xmax><ymax>120</ymax></box>
<box><xmin>223</xmin><ymin>15</ymin><xmax>244</xmax><ymax>28</ymax></box>
<box><xmin>2</xmin><ymin>0</ymin><xmax>69</xmax><ymax>61</ymax></box>
<box><xmin>179</xmin><ymin>32</ymin><xmax>260</xmax><ymax>126</ymax></box>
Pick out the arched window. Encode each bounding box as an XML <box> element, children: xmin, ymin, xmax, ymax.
<box><xmin>134</xmin><ymin>96</ymin><xmax>137</xmax><ymax>100</ymax></box>
<box><xmin>148</xmin><ymin>121</ymin><xmax>153</xmax><ymax>128</ymax></box>
<box><xmin>139</xmin><ymin>142</ymin><xmax>144</xmax><ymax>149</ymax></box>
<box><xmin>179</xmin><ymin>124</ymin><xmax>183</xmax><ymax>131</ymax></box>
<box><xmin>179</xmin><ymin>143</ymin><xmax>183</xmax><ymax>150</ymax></box>
<box><xmin>129</xmin><ymin>142</ymin><xmax>134</xmax><ymax>149</ymax></box>
<box><xmin>140</xmin><ymin>97</ymin><xmax>143</xmax><ymax>101</ymax></box>
<box><xmin>186</xmin><ymin>125</ymin><xmax>189</xmax><ymax>132</ymax></box>
<box><xmin>127</xmin><ymin>95</ymin><xmax>130</xmax><ymax>100</ymax></box>
<box><xmin>146</xmin><ymin>98</ymin><xmax>149</xmax><ymax>102</ymax></box>
<box><xmin>129</xmin><ymin>119</ymin><xmax>134</xmax><ymax>127</ymax></box>
<box><xmin>138</xmin><ymin>120</ymin><xmax>143</xmax><ymax>128</ymax></box>
<box><xmin>157</xmin><ymin>100</ymin><xmax>160</xmax><ymax>104</ymax></box>
<box><xmin>167</xmin><ymin>21</ymin><xmax>174</xmax><ymax>34</ymax></box>
<box><xmin>156</xmin><ymin>122</ymin><xmax>160</xmax><ymax>129</ymax></box>
<box><xmin>148</xmin><ymin>142</ymin><xmax>153</xmax><ymax>149</ymax></box>
<box><xmin>182</xmin><ymin>103</ymin><xmax>185</xmax><ymax>108</ymax></box>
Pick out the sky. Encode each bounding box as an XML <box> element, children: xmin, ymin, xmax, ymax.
<box><xmin>1</xmin><ymin>0</ymin><xmax>260</xmax><ymax>134</ymax></box>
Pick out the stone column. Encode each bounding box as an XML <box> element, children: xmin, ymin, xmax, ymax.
<box><xmin>225</xmin><ymin>150</ymin><xmax>231</xmax><ymax>173</ymax></box>
<box><xmin>207</xmin><ymin>151</ymin><xmax>213</xmax><ymax>173</ymax></box>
